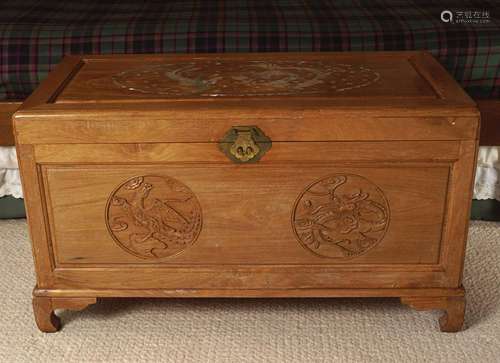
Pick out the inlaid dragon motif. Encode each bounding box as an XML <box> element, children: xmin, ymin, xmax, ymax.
<box><xmin>293</xmin><ymin>175</ymin><xmax>389</xmax><ymax>258</ymax></box>
<box><xmin>106</xmin><ymin>176</ymin><xmax>202</xmax><ymax>259</ymax></box>
<box><xmin>92</xmin><ymin>60</ymin><xmax>381</xmax><ymax>97</ymax></box>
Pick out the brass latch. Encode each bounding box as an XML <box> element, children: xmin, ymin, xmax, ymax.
<box><xmin>218</xmin><ymin>126</ymin><xmax>272</xmax><ymax>163</ymax></box>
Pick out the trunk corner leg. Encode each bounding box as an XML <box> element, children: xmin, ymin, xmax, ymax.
<box><xmin>438</xmin><ymin>296</ymin><xmax>466</xmax><ymax>333</ymax></box>
<box><xmin>32</xmin><ymin>296</ymin><xmax>61</xmax><ymax>333</ymax></box>
<box><xmin>32</xmin><ymin>295</ymin><xmax>97</xmax><ymax>333</ymax></box>
<box><xmin>401</xmin><ymin>291</ymin><xmax>466</xmax><ymax>333</ymax></box>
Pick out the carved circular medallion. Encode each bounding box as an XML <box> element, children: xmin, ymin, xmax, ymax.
<box><xmin>292</xmin><ymin>174</ymin><xmax>390</xmax><ymax>259</ymax></box>
<box><xmin>108</xmin><ymin>60</ymin><xmax>380</xmax><ymax>97</ymax></box>
<box><xmin>105</xmin><ymin>175</ymin><xmax>202</xmax><ymax>259</ymax></box>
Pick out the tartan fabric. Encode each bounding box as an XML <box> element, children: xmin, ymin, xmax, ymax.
<box><xmin>0</xmin><ymin>0</ymin><xmax>499</xmax><ymax>101</ymax></box>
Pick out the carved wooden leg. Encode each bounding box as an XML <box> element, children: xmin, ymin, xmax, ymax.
<box><xmin>32</xmin><ymin>297</ymin><xmax>60</xmax><ymax>333</ymax></box>
<box><xmin>437</xmin><ymin>296</ymin><xmax>466</xmax><ymax>332</ymax></box>
<box><xmin>33</xmin><ymin>296</ymin><xmax>97</xmax><ymax>333</ymax></box>
<box><xmin>400</xmin><ymin>295</ymin><xmax>466</xmax><ymax>332</ymax></box>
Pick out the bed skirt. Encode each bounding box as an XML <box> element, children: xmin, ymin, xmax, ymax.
<box><xmin>0</xmin><ymin>146</ymin><xmax>22</xmax><ymax>199</ymax></box>
<box><xmin>475</xmin><ymin>147</ymin><xmax>500</xmax><ymax>201</ymax></box>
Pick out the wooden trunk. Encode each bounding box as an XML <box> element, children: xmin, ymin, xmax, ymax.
<box><xmin>14</xmin><ymin>51</ymin><xmax>479</xmax><ymax>332</ymax></box>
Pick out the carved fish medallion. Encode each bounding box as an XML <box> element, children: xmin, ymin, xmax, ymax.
<box><xmin>292</xmin><ymin>174</ymin><xmax>390</xmax><ymax>259</ymax></box>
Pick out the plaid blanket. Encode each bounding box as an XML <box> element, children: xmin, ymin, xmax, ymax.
<box><xmin>1</xmin><ymin>0</ymin><xmax>499</xmax><ymax>100</ymax></box>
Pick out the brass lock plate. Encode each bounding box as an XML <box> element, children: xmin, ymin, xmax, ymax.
<box><xmin>218</xmin><ymin>126</ymin><xmax>272</xmax><ymax>163</ymax></box>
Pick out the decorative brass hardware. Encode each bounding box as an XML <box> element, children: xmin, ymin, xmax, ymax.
<box><xmin>219</xmin><ymin>126</ymin><xmax>272</xmax><ymax>163</ymax></box>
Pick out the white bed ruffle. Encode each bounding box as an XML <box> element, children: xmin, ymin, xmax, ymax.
<box><xmin>0</xmin><ymin>145</ymin><xmax>499</xmax><ymax>201</ymax></box>
<box><xmin>0</xmin><ymin>146</ymin><xmax>22</xmax><ymax>198</ymax></box>
<box><xmin>0</xmin><ymin>168</ymin><xmax>22</xmax><ymax>198</ymax></box>
<box><xmin>474</xmin><ymin>146</ymin><xmax>500</xmax><ymax>201</ymax></box>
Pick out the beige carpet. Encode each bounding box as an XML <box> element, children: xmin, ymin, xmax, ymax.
<box><xmin>0</xmin><ymin>219</ymin><xmax>499</xmax><ymax>363</ymax></box>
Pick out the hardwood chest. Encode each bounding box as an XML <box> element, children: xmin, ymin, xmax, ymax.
<box><xmin>14</xmin><ymin>52</ymin><xmax>479</xmax><ymax>332</ymax></box>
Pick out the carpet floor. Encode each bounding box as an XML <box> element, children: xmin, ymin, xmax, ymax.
<box><xmin>0</xmin><ymin>219</ymin><xmax>499</xmax><ymax>363</ymax></box>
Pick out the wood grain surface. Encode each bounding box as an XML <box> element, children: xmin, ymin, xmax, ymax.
<box><xmin>0</xmin><ymin>102</ymin><xmax>21</xmax><ymax>146</ymax></box>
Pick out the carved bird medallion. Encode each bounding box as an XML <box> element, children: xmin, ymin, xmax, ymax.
<box><xmin>106</xmin><ymin>175</ymin><xmax>202</xmax><ymax>259</ymax></box>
